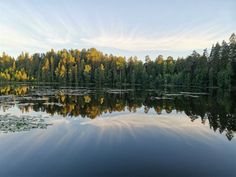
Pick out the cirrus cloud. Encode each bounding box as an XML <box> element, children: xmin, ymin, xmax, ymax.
<box><xmin>81</xmin><ymin>35</ymin><xmax>215</xmax><ymax>51</ymax></box>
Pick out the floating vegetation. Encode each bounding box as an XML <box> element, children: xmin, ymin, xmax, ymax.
<box><xmin>150</xmin><ymin>96</ymin><xmax>173</xmax><ymax>100</ymax></box>
<box><xmin>29</xmin><ymin>89</ymin><xmax>59</xmax><ymax>97</ymax></box>
<box><xmin>185</xmin><ymin>95</ymin><xmax>200</xmax><ymax>98</ymax></box>
<box><xmin>17</xmin><ymin>103</ymin><xmax>35</xmax><ymax>106</ymax></box>
<box><xmin>17</xmin><ymin>96</ymin><xmax>34</xmax><ymax>100</ymax></box>
<box><xmin>43</xmin><ymin>102</ymin><xmax>64</xmax><ymax>106</ymax></box>
<box><xmin>33</xmin><ymin>97</ymin><xmax>49</xmax><ymax>101</ymax></box>
<box><xmin>57</xmin><ymin>89</ymin><xmax>92</xmax><ymax>96</ymax></box>
<box><xmin>106</xmin><ymin>89</ymin><xmax>134</xmax><ymax>94</ymax></box>
<box><xmin>164</xmin><ymin>93</ymin><xmax>182</xmax><ymax>97</ymax></box>
<box><xmin>180</xmin><ymin>92</ymin><xmax>209</xmax><ymax>95</ymax></box>
<box><xmin>0</xmin><ymin>114</ymin><xmax>52</xmax><ymax>133</ymax></box>
<box><xmin>0</xmin><ymin>95</ymin><xmax>14</xmax><ymax>103</ymax></box>
<box><xmin>0</xmin><ymin>95</ymin><xmax>14</xmax><ymax>99</ymax></box>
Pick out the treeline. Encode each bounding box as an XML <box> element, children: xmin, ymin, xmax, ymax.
<box><xmin>0</xmin><ymin>34</ymin><xmax>235</xmax><ymax>88</ymax></box>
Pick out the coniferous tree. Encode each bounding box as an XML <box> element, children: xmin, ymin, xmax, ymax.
<box><xmin>0</xmin><ymin>34</ymin><xmax>235</xmax><ymax>88</ymax></box>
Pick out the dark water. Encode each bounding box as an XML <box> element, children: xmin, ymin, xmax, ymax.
<box><xmin>0</xmin><ymin>85</ymin><xmax>235</xmax><ymax>177</ymax></box>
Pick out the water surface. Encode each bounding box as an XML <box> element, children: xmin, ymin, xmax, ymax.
<box><xmin>0</xmin><ymin>85</ymin><xmax>235</xmax><ymax>177</ymax></box>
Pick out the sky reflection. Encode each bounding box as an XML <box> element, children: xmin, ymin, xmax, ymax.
<box><xmin>0</xmin><ymin>113</ymin><xmax>235</xmax><ymax>177</ymax></box>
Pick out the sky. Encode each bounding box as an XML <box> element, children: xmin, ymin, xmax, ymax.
<box><xmin>0</xmin><ymin>0</ymin><xmax>235</xmax><ymax>60</ymax></box>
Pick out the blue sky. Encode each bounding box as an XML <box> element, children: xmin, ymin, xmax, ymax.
<box><xmin>0</xmin><ymin>0</ymin><xmax>235</xmax><ymax>60</ymax></box>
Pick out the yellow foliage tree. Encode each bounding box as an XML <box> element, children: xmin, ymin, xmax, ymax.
<box><xmin>84</xmin><ymin>64</ymin><xmax>91</xmax><ymax>73</ymax></box>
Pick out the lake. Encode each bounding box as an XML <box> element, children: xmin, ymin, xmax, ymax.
<box><xmin>0</xmin><ymin>84</ymin><xmax>235</xmax><ymax>177</ymax></box>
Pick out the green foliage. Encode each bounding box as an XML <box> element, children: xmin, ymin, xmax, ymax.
<box><xmin>0</xmin><ymin>34</ymin><xmax>235</xmax><ymax>88</ymax></box>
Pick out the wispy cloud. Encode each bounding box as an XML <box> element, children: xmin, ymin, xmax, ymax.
<box><xmin>81</xmin><ymin>35</ymin><xmax>211</xmax><ymax>51</ymax></box>
<box><xmin>80</xmin><ymin>23</ymin><xmax>233</xmax><ymax>52</ymax></box>
<box><xmin>0</xmin><ymin>0</ymin><xmax>235</xmax><ymax>58</ymax></box>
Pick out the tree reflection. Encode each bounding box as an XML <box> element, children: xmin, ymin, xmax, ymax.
<box><xmin>0</xmin><ymin>85</ymin><xmax>235</xmax><ymax>140</ymax></box>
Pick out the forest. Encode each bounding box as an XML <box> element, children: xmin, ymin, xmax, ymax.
<box><xmin>0</xmin><ymin>33</ymin><xmax>235</xmax><ymax>88</ymax></box>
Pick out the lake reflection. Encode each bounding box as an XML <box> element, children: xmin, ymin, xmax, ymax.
<box><xmin>0</xmin><ymin>85</ymin><xmax>236</xmax><ymax>177</ymax></box>
<box><xmin>0</xmin><ymin>85</ymin><xmax>235</xmax><ymax>140</ymax></box>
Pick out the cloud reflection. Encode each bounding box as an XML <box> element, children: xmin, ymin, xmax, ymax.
<box><xmin>0</xmin><ymin>114</ymin><xmax>235</xmax><ymax>176</ymax></box>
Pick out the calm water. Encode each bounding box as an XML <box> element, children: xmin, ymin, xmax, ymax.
<box><xmin>0</xmin><ymin>84</ymin><xmax>235</xmax><ymax>177</ymax></box>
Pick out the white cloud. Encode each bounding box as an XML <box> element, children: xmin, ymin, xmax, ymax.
<box><xmin>80</xmin><ymin>20</ymin><xmax>234</xmax><ymax>52</ymax></box>
<box><xmin>0</xmin><ymin>0</ymin><xmax>234</xmax><ymax>57</ymax></box>
<box><xmin>81</xmin><ymin>35</ymin><xmax>216</xmax><ymax>51</ymax></box>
